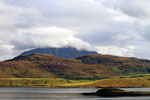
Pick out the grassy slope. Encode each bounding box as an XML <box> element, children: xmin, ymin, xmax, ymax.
<box><xmin>60</xmin><ymin>75</ymin><xmax>150</xmax><ymax>88</ymax></box>
<box><xmin>0</xmin><ymin>78</ymin><xmax>97</xmax><ymax>87</ymax></box>
<box><xmin>1</xmin><ymin>76</ymin><xmax>150</xmax><ymax>87</ymax></box>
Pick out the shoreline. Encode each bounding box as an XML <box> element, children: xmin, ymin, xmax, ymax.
<box><xmin>0</xmin><ymin>84</ymin><xmax>150</xmax><ymax>88</ymax></box>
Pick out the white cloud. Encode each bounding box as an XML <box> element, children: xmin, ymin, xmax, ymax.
<box><xmin>11</xmin><ymin>26</ymin><xmax>93</xmax><ymax>51</ymax></box>
<box><xmin>96</xmin><ymin>46</ymin><xmax>136</xmax><ymax>57</ymax></box>
<box><xmin>0</xmin><ymin>26</ymin><xmax>93</xmax><ymax>60</ymax></box>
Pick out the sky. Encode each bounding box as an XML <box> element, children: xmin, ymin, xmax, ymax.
<box><xmin>0</xmin><ymin>0</ymin><xmax>150</xmax><ymax>60</ymax></box>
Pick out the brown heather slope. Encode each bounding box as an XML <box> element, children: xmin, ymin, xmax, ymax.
<box><xmin>0</xmin><ymin>54</ymin><xmax>150</xmax><ymax>80</ymax></box>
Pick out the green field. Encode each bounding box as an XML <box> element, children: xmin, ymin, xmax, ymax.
<box><xmin>1</xmin><ymin>74</ymin><xmax>150</xmax><ymax>88</ymax></box>
<box><xmin>0</xmin><ymin>78</ymin><xmax>97</xmax><ymax>87</ymax></box>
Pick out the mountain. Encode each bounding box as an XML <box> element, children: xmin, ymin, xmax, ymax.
<box><xmin>21</xmin><ymin>47</ymin><xmax>98</xmax><ymax>58</ymax></box>
<box><xmin>3</xmin><ymin>54</ymin><xmax>150</xmax><ymax>80</ymax></box>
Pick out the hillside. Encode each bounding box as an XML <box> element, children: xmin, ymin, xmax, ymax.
<box><xmin>1</xmin><ymin>54</ymin><xmax>150</xmax><ymax>87</ymax></box>
<box><xmin>21</xmin><ymin>47</ymin><xmax>98</xmax><ymax>58</ymax></box>
<box><xmin>2</xmin><ymin>54</ymin><xmax>150</xmax><ymax>80</ymax></box>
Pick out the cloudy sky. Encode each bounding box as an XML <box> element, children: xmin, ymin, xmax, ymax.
<box><xmin>0</xmin><ymin>0</ymin><xmax>150</xmax><ymax>60</ymax></box>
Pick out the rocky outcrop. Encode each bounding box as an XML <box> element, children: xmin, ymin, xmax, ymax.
<box><xmin>82</xmin><ymin>88</ymin><xmax>150</xmax><ymax>97</ymax></box>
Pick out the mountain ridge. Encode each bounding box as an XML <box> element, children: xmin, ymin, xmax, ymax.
<box><xmin>21</xmin><ymin>47</ymin><xmax>98</xmax><ymax>58</ymax></box>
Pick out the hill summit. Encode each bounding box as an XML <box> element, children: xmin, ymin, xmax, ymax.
<box><xmin>21</xmin><ymin>47</ymin><xmax>98</xmax><ymax>58</ymax></box>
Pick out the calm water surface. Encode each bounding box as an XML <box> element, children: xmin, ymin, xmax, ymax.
<box><xmin>0</xmin><ymin>88</ymin><xmax>150</xmax><ymax>100</ymax></box>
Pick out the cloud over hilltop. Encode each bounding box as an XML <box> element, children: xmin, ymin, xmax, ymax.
<box><xmin>0</xmin><ymin>0</ymin><xmax>150</xmax><ymax>60</ymax></box>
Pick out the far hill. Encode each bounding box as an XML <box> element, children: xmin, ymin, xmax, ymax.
<box><xmin>21</xmin><ymin>47</ymin><xmax>98</xmax><ymax>58</ymax></box>
<box><xmin>3</xmin><ymin>54</ymin><xmax>150</xmax><ymax>80</ymax></box>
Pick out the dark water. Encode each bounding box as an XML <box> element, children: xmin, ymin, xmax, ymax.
<box><xmin>0</xmin><ymin>88</ymin><xmax>150</xmax><ymax>100</ymax></box>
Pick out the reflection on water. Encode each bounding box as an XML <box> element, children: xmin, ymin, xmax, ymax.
<box><xmin>0</xmin><ymin>88</ymin><xmax>149</xmax><ymax>100</ymax></box>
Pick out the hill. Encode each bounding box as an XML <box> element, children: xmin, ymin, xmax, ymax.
<box><xmin>21</xmin><ymin>47</ymin><xmax>98</xmax><ymax>58</ymax></box>
<box><xmin>1</xmin><ymin>54</ymin><xmax>150</xmax><ymax>87</ymax></box>
<box><xmin>2</xmin><ymin>54</ymin><xmax>150</xmax><ymax>80</ymax></box>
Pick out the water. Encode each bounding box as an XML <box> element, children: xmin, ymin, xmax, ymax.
<box><xmin>0</xmin><ymin>88</ymin><xmax>149</xmax><ymax>100</ymax></box>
